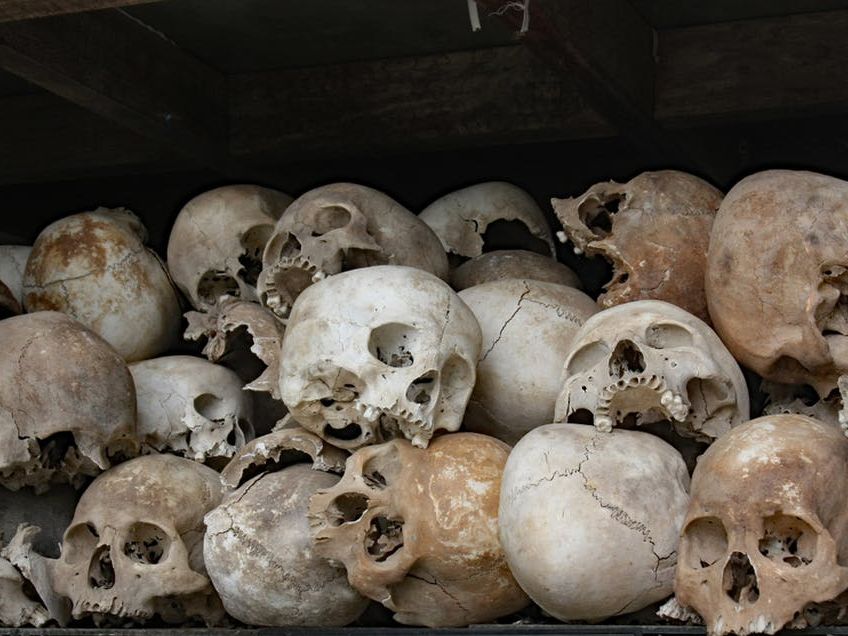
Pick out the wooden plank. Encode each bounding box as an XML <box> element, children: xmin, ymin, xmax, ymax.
<box><xmin>656</xmin><ymin>10</ymin><xmax>848</xmax><ymax>125</ymax></box>
<box><xmin>0</xmin><ymin>0</ymin><xmax>163</xmax><ymax>23</ymax></box>
<box><xmin>230</xmin><ymin>45</ymin><xmax>613</xmax><ymax>161</ymax></box>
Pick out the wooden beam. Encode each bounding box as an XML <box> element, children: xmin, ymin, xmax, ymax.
<box><xmin>230</xmin><ymin>45</ymin><xmax>613</xmax><ymax>161</ymax></box>
<box><xmin>0</xmin><ymin>0</ymin><xmax>163</xmax><ymax>23</ymax></box>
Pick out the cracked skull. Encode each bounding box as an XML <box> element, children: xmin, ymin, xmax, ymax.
<box><xmin>0</xmin><ymin>312</ymin><xmax>138</xmax><ymax>492</ymax></box>
<box><xmin>167</xmin><ymin>184</ymin><xmax>293</xmax><ymax>312</ymax></box>
<box><xmin>555</xmin><ymin>300</ymin><xmax>749</xmax><ymax>444</ymax></box>
<box><xmin>499</xmin><ymin>423</ymin><xmax>690</xmax><ymax>621</ymax></box>
<box><xmin>706</xmin><ymin>170</ymin><xmax>848</xmax><ymax>398</ymax></box>
<box><xmin>553</xmin><ymin>170</ymin><xmax>722</xmax><ymax>322</ymax></box>
<box><xmin>50</xmin><ymin>454</ymin><xmax>225</xmax><ymax>625</ymax></box>
<box><xmin>280</xmin><ymin>265</ymin><xmax>481</xmax><ymax>449</ymax></box>
<box><xmin>23</xmin><ymin>208</ymin><xmax>181</xmax><ymax>362</ymax></box>
<box><xmin>676</xmin><ymin>414</ymin><xmax>848</xmax><ymax>635</ymax></box>
<box><xmin>309</xmin><ymin>432</ymin><xmax>529</xmax><ymax>627</ymax></box>
<box><xmin>258</xmin><ymin>183</ymin><xmax>448</xmax><ymax>319</ymax></box>
<box><xmin>129</xmin><ymin>355</ymin><xmax>254</xmax><ymax>464</ymax></box>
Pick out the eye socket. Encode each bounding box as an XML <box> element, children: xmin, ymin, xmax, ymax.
<box><xmin>682</xmin><ymin>516</ymin><xmax>728</xmax><ymax>569</ymax></box>
<box><xmin>309</xmin><ymin>205</ymin><xmax>351</xmax><ymax>236</ymax></box>
<box><xmin>123</xmin><ymin>522</ymin><xmax>171</xmax><ymax>565</ymax></box>
<box><xmin>645</xmin><ymin>323</ymin><xmax>695</xmax><ymax>349</ymax></box>
<box><xmin>758</xmin><ymin>513</ymin><xmax>817</xmax><ymax>567</ymax></box>
<box><xmin>565</xmin><ymin>341</ymin><xmax>610</xmax><ymax>378</ymax></box>
<box><xmin>368</xmin><ymin>323</ymin><xmax>419</xmax><ymax>368</ymax></box>
<box><xmin>197</xmin><ymin>270</ymin><xmax>239</xmax><ymax>305</ymax></box>
<box><xmin>62</xmin><ymin>523</ymin><xmax>100</xmax><ymax>565</ymax></box>
<box><xmin>327</xmin><ymin>493</ymin><xmax>369</xmax><ymax>526</ymax></box>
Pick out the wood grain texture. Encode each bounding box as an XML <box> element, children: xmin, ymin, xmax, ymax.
<box><xmin>0</xmin><ymin>0</ymin><xmax>163</xmax><ymax>23</ymax></box>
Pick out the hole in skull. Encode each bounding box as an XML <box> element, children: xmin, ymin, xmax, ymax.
<box><xmin>309</xmin><ymin>206</ymin><xmax>352</xmax><ymax>236</ymax></box>
<box><xmin>568</xmin><ymin>409</ymin><xmax>594</xmax><ymax>425</ymax></box>
<box><xmin>758</xmin><ymin>514</ymin><xmax>817</xmax><ymax>567</ymax></box>
<box><xmin>238</xmin><ymin>225</ymin><xmax>273</xmax><ymax>287</ymax></box>
<box><xmin>37</xmin><ymin>431</ymin><xmax>75</xmax><ymax>468</ymax></box>
<box><xmin>233</xmin><ymin>449</ymin><xmax>312</xmax><ymax>487</ymax></box>
<box><xmin>88</xmin><ymin>545</ymin><xmax>115</xmax><ymax>589</ymax></box>
<box><xmin>365</xmin><ymin>516</ymin><xmax>405</xmax><ymax>562</ymax></box>
<box><xmin>723</xmin><ymin>551</ymin><xmax>759</xmax><ymax>605</ymax></box>
<box><xmin>124</xmin><ymin>523</ymin><xmax>171</xmax><ymax>564</ymax></box>
<box><xmin>328</xmin><ymin>493</ymin><xmax>369</xmax><ymax>526</ymax></box>
<box><xmin>683</xmin><ymin>516</ymin><xmax>728</xmax><ymax>569</ymax></box>
<box><xmin>368</xmin><ymin>323</ymin><xmax>419</xmax><ymax>367</ymax></box>
<box><xmin>193</xmin><ymin>393</ymin><xmax>227</xmax><ymax>422</ymax></box>
<box><xmin>270</xmin><ymin>232</ymin><xmax>302</xmax><ymax>261</ymax></box>
<box><xmin>219</xmin><ymin>325</ymin><xmax>266</xmax><ymax>385</ymax></box>
<box><xmin>323</xmin><ymin>422</ymin><xmax>363</xmax><ymax>442</ymax></box>
<box><xmin>198</xmin><ymin>270</ymin><xmax>240</xmax><ymax>305</ymax></box>
<box><xmin>608</xmin><ymin>340</ymin><xmax>645</xmax><ymax>377</ymax></box>
<box><xmin>406</xmin><ymin>371</ymin><xmax>437</xmax><ymax>404</ymax></box>
<box><xmin>577</xmin><ymin>194</ymin><xmax>623</xmax><ymax>237</ymax></box>
<box><xmin>480</xmin><ymin>219</ymin><xmax>551</xmax><ymax>256</ymax></box>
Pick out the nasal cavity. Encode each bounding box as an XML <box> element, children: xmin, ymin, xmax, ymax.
<box><xmin>88</xmin><ymin>545</ymin><xmax>115</xmax><ymax>589</ymax></box>
<box><xmin>723</xmin><ymin>551</ymin><xmax>759</xmax><ymax>605</ymax></box>
<box><xmin>609</xmin><ymin>340</ymin><xmax>646</xmax><ymax>377</ymax></box>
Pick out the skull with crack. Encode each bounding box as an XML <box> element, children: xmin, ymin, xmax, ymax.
<box><xmin>280</xmin><ymin>266</ymin><xmax>481</xmax><ymax>449</ymax></box>
<box><xmin>555</xmin><ymin>300</ymin><xmax>749</xmax><ymax>444</ymax></box>
<box><xmin>129</xmin><ymin>355</ymin><xmax>254</xmax><ymax>464</ymax></box>
<box><xmin>167</xmin><ymin>184</ymin><xmax>293</xmax><ymax>312</ymax></box>
<box><xmin>553</xmin><ymin>170</ymin><xmax>722</xmax><ymax>322</ymax></box>
<box><xmin>258</xmin><ymin>183</ymin><xmax>448</xmax><ymax>319</ymax></box>
<box><xmin>0</xmin><ymin>312</ymin><xmax>138</xmax><ymax>492</ymax></box>
<box><xmin>309</xmin><ymin>432</ymin><xmax>529</xmax><ymax>627</ymax></box>
<box><xmin>676</xmin><ymin>414</ymin><xmax>848</xmax><ymax>635</ymax></box>
<box><xmin>450</xmin><ymin>249</ymin><xmax>581</xmax><ymax>291</ymax></box>
<box><xmin>499</xmin><ymin>423</ymin><xmax>690</xmax><ymax>621</ymax></box>
<box><xmin>49</xmin><ymin>454</ymin><xmax>225</xmax><ymax>625</ymax></box>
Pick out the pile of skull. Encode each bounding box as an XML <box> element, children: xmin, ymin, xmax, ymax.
<box><xmin>1</xmin><ymin>170</ymin><xmax>847</xmax><ymax>635</ymax></box>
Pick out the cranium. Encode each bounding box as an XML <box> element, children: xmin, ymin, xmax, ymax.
<box><xmin>0</xmin><ymin>312</ymin><xmax>138</xmax><ymax>492</ymax></box>
<box><xmin>555</xmin><ymin>300</ymin><xmax>749</xmax><ymax>444</ymax></box>
<box><xmin>499</xmin><ymin>423</ymin><xmax>690</xmax><ymax>621</ymax></box>
<box><xmin>22</xmin><ymin>208</ymin><xmax>181</xmax><ymax>361</ymax></box>
<box><xmin>259</xmin><ymin>182</ymin><xmax>448</xmax><ymax>319</ymax></box>
<box><xmin>50</xmin><ymin>454</ymin><xmax>225</xmax><ymax>625</ymax></box>
<box><xmin>459</xmin><ymin>278</ymin><xmax>598</xmax><ymax>444</ymax></box>
<box><xmin>676</xmin><ymin>414</ymin><xmax>848</xmax><ymax>635</ymax></box>
<box><xmin>309</xmin><ymin>432</ymin><xmax>529</xmax><ymax>627</ymax></box>
<box><xmin>450</xmin><ymin>249</ymin><xmax>581</xmax><ymax>291</ymax></box>
<box><xmin>0</xmin><ymin>245</ymin><xmax>30</xmax><ymax>317</ymax></box>
<box><xmin>129</xmin><ymin>355</ymin><xmax>254</xmax><ymax>464</ymax></box>
<box><xmin>553</xmin><ymin>170</ymin><xmax>722</xmax><ymax>322</ymax></box>
<box><xmin>706</xmin><ymin>170</ymin><xmax>848</xmax><ymax>398</ymax></box>
<box><xmin>167</xmin><ymin>184</ymin><xmax>293</xmax><ymax>312</ymax></box>
<box><xmin>280</xmin><ymin>265</ymin><xmax>481</xmax><ymax>449</ymax></box>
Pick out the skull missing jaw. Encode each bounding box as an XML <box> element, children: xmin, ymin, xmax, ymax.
<box><xmin>365</xmin><ymin>516</ymin><xmax>404</xmax><ymax>562</ymax></box>
<box><xmin>124</xmin><ymin>523</ymin><xmax>170</xmax><ymax>564</ymax></box>
<box><xmin>609</xmin><ymin>340</ymin><xmax>646</xmax><ymax>377</ymax></box>
<box><xmin>758</xmin><ymin>514</ymin><xmax>817</xmax><ymax>567</ymax></box>
<box><xmin>368</xmin><ymin>323</ymin><xmax>419</xmax><ymax>368</ymax></box>
<box><xmin>238</xmin><ymin>225</ymin><xmax>273</xmax><ymax>287</ymax></box>
<box><xmin>723</xmin><ymin>551</ymin><xmax>759</xmax><ymax>605</ymax></box>
<box><xmin>89</xmin><ymin>545</ymin><xmax>115</xmax><ymax>589</ymax></box>
<box><xmin>198</xmin><ymin>270</ymin><xmax>240</xmax><ymax>305</ymax></box>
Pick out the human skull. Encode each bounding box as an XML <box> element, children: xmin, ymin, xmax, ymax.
<box><xmin>419</xmin><ymin>182</ymin><xmax>555</xmax><ymax>263</ymax></box>
<box><xmin>167</xmin><ymin>185</ymin><xmax>293</xmax><ymax>312</ymax></box>
<box><xmin>50</xmin><ymin>454</ymin><xmax>225</xmax><ymax>625</ymax></box>
<box><xmin>676</xmin><ymin>414</ymin><xmax>848</xmax><ymax>635</ymax></box>
<box><xmin>500</xmin><ymin>423</ymin><xmax>689</xmax><ymax>621</ymax></box>
<box><xmin>555</xmin><ymin>300</ymin><xmax>749</xmax><ymax>444</ymax></box>
<box><xmin>309</xmin><ymin>432</ymin><xmax>529</xmax><ymax>627</ymax></box>
<box><xmin>129</xmin><ymin>355</ymin><xmax>254</xmax><ymax>464</ymax></box>
<box><xmin>450</xmin><ymin>249</ymin><xmax>581</xmax><ymax>291</ymax></box>
<box><xmin>706</xmin><ymin>170</ymin><xmax>848</xmax><ymax>398</ymax></box>
<box><xmin>259</xmin><ymin>183</ymin><xmax>448</xmax><ymax>319</ymax></box>
<box><xmin>0</xmin><ymin>312</ymin><xmax>138</xmax><ymax>492</ymax></box>
<box><xmin>0</xmin><ymin>245</ymin><xmax>30</xmax><ymax>316</ymax></box>
<box><xmin>459</xmin><ymin>279</ymin><xmax>598</xmax><ymax>444</ymax></box>
<box><xmin>280</xmin><ymin>265</ymin><xmax>481</xmax><ymax>449</ymax></box>
<box><xmin>553</xmin><ymin>170</ymin><xmax>722</xmax><ymax>322</ymax></box>
<box><xmin>23</xmin><ymin>208</ymin><xmax>181</xmax><ymax>361</ymax></box>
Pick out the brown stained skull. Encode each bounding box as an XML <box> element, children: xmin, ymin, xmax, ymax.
<box><xmin>309</xmin><ymin>433</ymin><xmax>529</xmax><ymax>627</ymax></box>
<box><xmin>553</xmin><ymin>170</ymin><xmax>722</xmax><ymax>322</ymax></box>
<box><xmin>676</xmin><ymin>415</ymin><xmax>848</xmax><ymax>635</ymax></box>
<box><xmin>258</xmin><ymin>183</ymin><xmax>449</xmax><ymax>319</ymax></box>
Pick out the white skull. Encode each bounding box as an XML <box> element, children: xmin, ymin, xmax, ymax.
<box><xmin>0</xmin><ymin>312</ymin><xmax>138</xmax><ymax>492</ymax></box>
<box><xmin>0</xmin><ymin>245</ymin><xmax>30</xmax><ymax>316</ymax></box>
<box><xmin>280</xmin><ymin>265</ymin><xmax>481</xmax><ymax>449</ymax></box>
<box><xmin>50</xmin><ymin>454</ymin><xmax>225</xmax><ymax>625</ymax></box>
<box><xmin>676</xmin><ymin>415</ymin><xmax>848</xmax><ymax>635</ymax></box>
<box><xmin>258</xmin><ymin>182</ymin><xmax>448</xmax><ymax>319</ymax></box>
<box><xmin>129</xmin><ymin>355</ymin><xmax>254</xmax><ymax>464</ymax></box>
<box><xmin>556</xmin><ymin>300</ymin><xmax>749</xmax><ymax>443</ymax></box>
<box><xmin>450</xmin><ymin>249</ymin><xmax>581</xmax><ymax>291</ymax></box>
<box><xmin>167</xmin><ymin>185</ymin><xmax>293</xmax><ymax>311</ymax></box>
<box><xmin>499</xmin><ymin>423</ymin><xmax>690</xmax><ymax>621</ymax></box>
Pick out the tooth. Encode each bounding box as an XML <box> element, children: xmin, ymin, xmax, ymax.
<box><xmin>362</xmin><ymin>406</ymin><xmax>380</xmax><ymax>422</ymax></box>
<box><xmin>594</xmin><ymin>415</ymin><xmax>613</xmax><ymax>432</ymax></box>
<box><xmin>660</xmin><ymin>390</ymin><xmax>674</xmax><ymax>406</ymax></box>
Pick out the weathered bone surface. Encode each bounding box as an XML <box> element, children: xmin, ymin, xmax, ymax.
<box><xmin>129</xmin><ymin>355</ymin><xmax>255</xmax><ymax>463</ymax></box>
<box><xmin>555</xmin><ymin>300</ymin><xmax>749</xmax><ymax>444</ymax></box>
<box><xmin>259</xmin><ymin>183</ymin><xmax>448</xmax><ymax>319</ymax></box>
<box><xmin>706</xmin><ymin>170</ymin><xmax>848</xmax><ymax>398</ymax></box>
<box><xmin>0</xmin><ymin>245</ymin><xmax>30</xmax><ymax>316</ymax></box>
<box><xmin>500</xmin><ymin>423</ymin><xmax>689</xmax><ymax>621</ymax></box>
<box><xmin>22</xmin><ymin>208</ymin><xmax>181</xmax><ymax>361</ymax></box>
<box><xmin>0</xmin><ymin>538</ymin><xmax>49</xmax><ymax>627</ymax></box>
<box><xmin>167</xmin><ymin>185</ymin><xmax>293</xmax><ymax>312</ymax></box>
<box><xmin>761</xmin><ymin>380</ymin><xmax>840</xmax><ymax>428</ymax></box>
<box><xmin>459</xmin><ymin>279</ymin><xmax>598</xmax><ymax>444</ymax></box>
<box><xmin>0</xmin><ymin>312</ymin><xmax>138</xmax><ymax>492</ymax></box>
<box><xmin>50</xmin><ymin>454</ymin><xmax>225</xmax><ymax>625</ymax></box>
<box><xmin>450</xmin><ymin>249</ymin><xmax>581</xmax><ymax>291</ymax></box>
<box><xmin>310</xmin><ymin>433</ymin><xmax>529</xmax><ymax>627</ymax></box>
<box><xmin>675</xmin><ymin>415</ymin><xmax>848</xmax><ymax>635</ymax></box>
<box><xmin>280</xmin><ymin>266</ymin><xmax>481</xmax><ymax>449</ymax></box>
<box><xmin>553</xmin><ymin>170</ymin><xmax>722</xmax><ymax>322</ymax></box>
<box><xmin>205</xmin><ymin>429</ymin><xmax>366</xmax><ymax>626</ymax></box>
<box><xmin>419</xmin><ymin>181</ymin><xmax>555</xmax><ymax>261</ymax></box>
